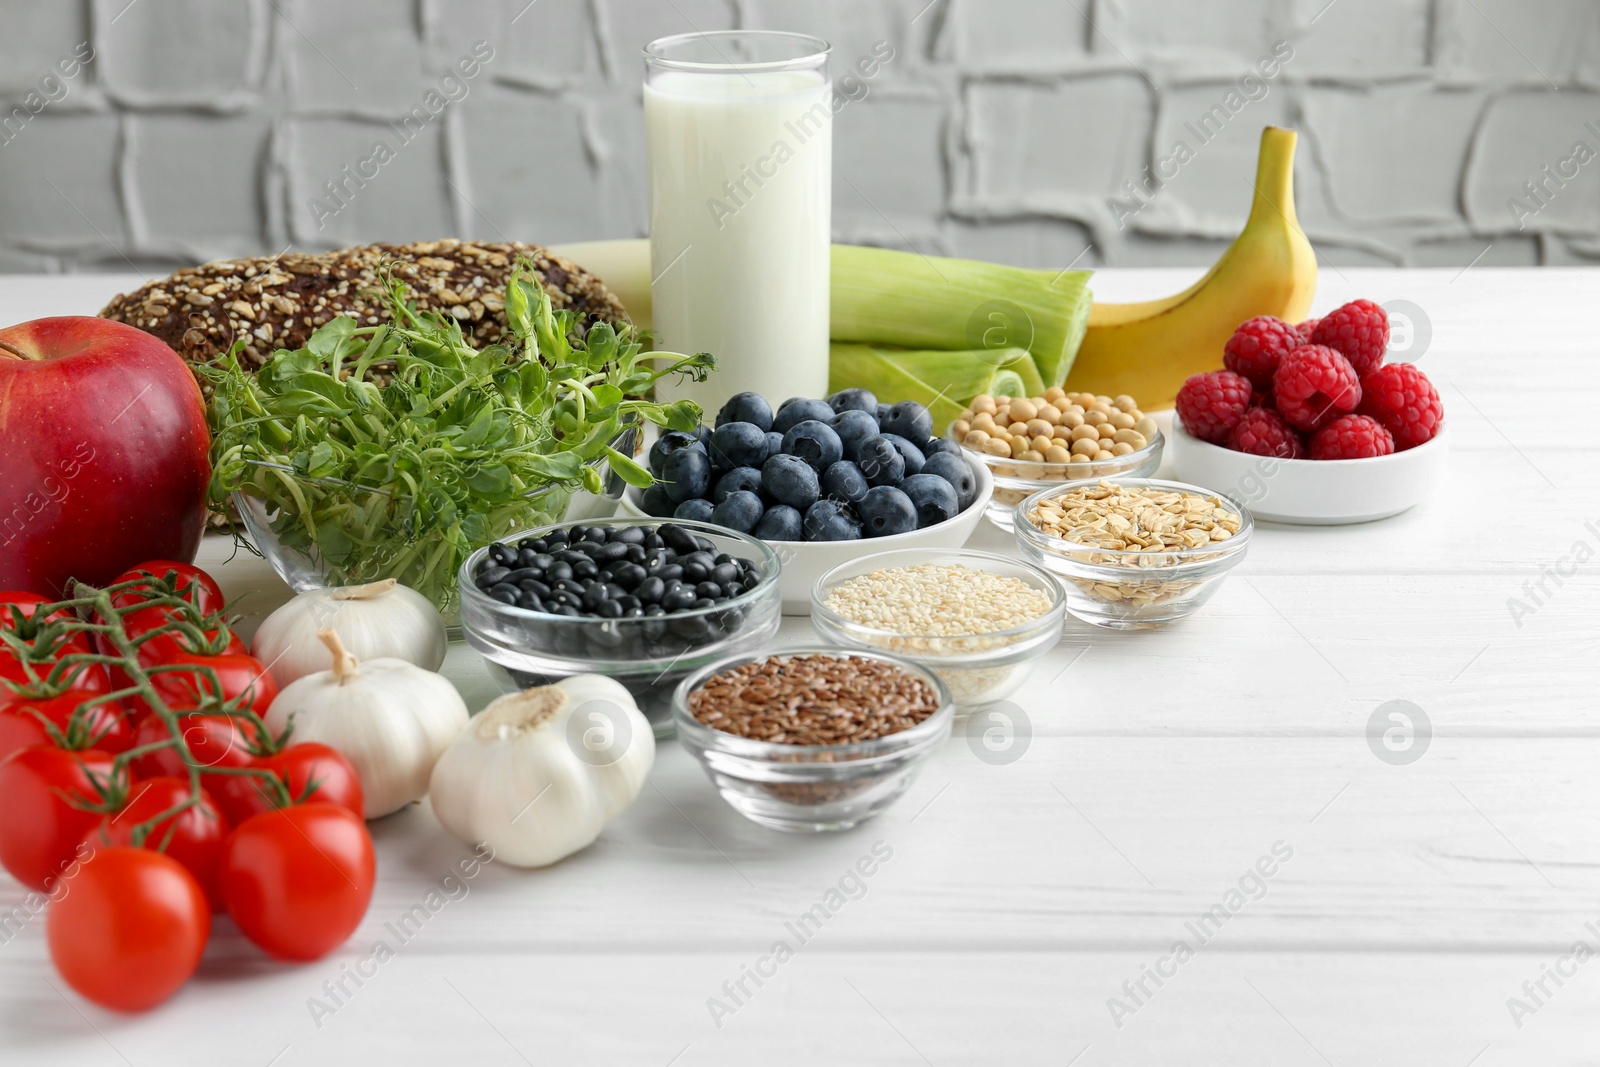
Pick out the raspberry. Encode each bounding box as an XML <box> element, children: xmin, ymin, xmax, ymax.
<box><xmin>1223</xmin><ymin>316</ymin><xmax>1300</xmax><ymax>390</ymax></box>
<box><xmin>1176</xmin><ymin>370</ymin><xmax>1253</xmax><ymax>444</ymax></box>
<box><xmin>1309</xmin><ymin>415</ymin><xmax>1394</xmax><ymax>460</ymax></box>
<box><xmin>1272</xmin><ymin>345</ymin><xmax>1361</xmax><ymax>433</ymax></box>
<box><xmin>1357</xmin><ymin>363</ymin><xmax>1443</xmax><ymax>450</ymax></box>
<box><xmin>1295</xmin><ymin>318</ymin><xmax>1321</xmax><ymax>342</ymax></box>
<box><xmin>1227</xmin><ymin>407</ymin><xmax>1305</xmax><ymax>459</ymax></box>
<box><xmin>1309</xmin><ymin>299</ymin><xmax>1389</xmax><ymax>377</ymax></box>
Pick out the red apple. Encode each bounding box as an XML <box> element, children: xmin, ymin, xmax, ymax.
<box><xmin>0</xmin><ymin>316</ymin><xmax>209</xmax><ymax>596</ymax></box>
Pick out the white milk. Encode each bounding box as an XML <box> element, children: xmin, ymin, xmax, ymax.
<box><xmin>645</xmin><ymin>68</ymin><xmax>832</xmax><ymax>411</ymax></box>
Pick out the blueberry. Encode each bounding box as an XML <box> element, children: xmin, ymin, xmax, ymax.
<box><xmin>921</xmin><ymin>451</ymin><xmax>978</xmax><ymax>510</ymax></box>
<box><xmin>781</xmin><ymin>419</ymin><xmax>843</xmax><ymax>471</ymax></box>
<box><xmin>857</xmin><ymin>485</ymin><xmax>918</xmax><ymax>537</ymax></box>
<box><xmin>826</xmin><ymin>387</ymin><xmax>878</xmax><ymax>415</ymax></box>
<box><xmin>710</xmin><ymin>490</ymin><xmax>764</xmax><ymax>533</ymax></box>
<box><xmin>673</xmin><ymin>498</ymin><xmax>715</xmax><ymax>522</ymax></box>
<box><xmin>899</xmin><ymin>473</ymin><xmax>961</xmax><ymax>528</ymax></box>
<box><xmin>802</xmin><ymin>499</ymin><xmax>862</xmax><ymax>541</ymax></box>
<box><xmin>923</xmin><ymin>436</ymin><xmax>962</xmax><ymax>457</ymax></box>
<box><xmin>639</xmin><ymin>484</ymin><xmax>676</xmax><ymax>517</ymax></box>
<box><xmin>753</xmin><ymin>504</ymin><xmax>803</xmax><ymax>541</ymax></box>
<box><xmin>695</xmin><ymin>424</ymin><xmax>713</xmax><ymax>450</ymax></box>
<box><xmin>880</xmin><ymin>433</ymin><xmax>927</xmax><ymax>476</ymax></box>
<box><xmin>829</xmin><ymin>408</ymin><xmax>880</xmax><ymax>461</ymax></box>
<box><xmin>648</xmin><ymin>431</ymin><xmax>700</xmax><ymax>475</ymax></box>
<box><xmin>820</xmin><ymin>460</ymin><xmax>869</xmax><ymax>505</ymax></box>
<box><xmin>761</xmin><ymin>453</ymin><xmax>821</xmax><ymax>510</ymax></box>
<box><xmin>764</xmin><ymin>431</ymin><xmax>785</xmax><ymax>462</ymax></box>
<box><xmin>875</xmin><ymin>402</ymin><xmax>892</xmax><ymax>422</ymax></box>
<box><xmin>660</xmin><ymin>446</ymin><xmax>712</xmax><ymax>503</ymax></box>
<box><xmin>716</xmin><ymin>391</ymin><xmax>774</xmax><ymax>432</ymax></box>
<box><xmin>881</xmin><ymin>401</ymin><xmax>934</xmax><ymax>443</ymax></box>
<box><xmin>714</xmin><ymin>466</ymin><xmax>766</xmax><ymax>504</ymax></box>
<box><xmin>855</xmin><ymin>434</ymin><xmax>906</xmax><ymax>487</ymax></box>
<box><xmin>709</xmin><ymin>421</ymin><xmax>769</xmax><ymax>469</ymax></box>
<box><xmin>772</xmin><ymin>397</ymin><xmax>835</xmax><ymax>434</ymax></box>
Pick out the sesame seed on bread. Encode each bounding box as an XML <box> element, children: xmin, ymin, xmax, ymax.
<box><xmin>99</xmin><ymin>239</ymin><xmax>630</xmax><ymax>371</ymax></box>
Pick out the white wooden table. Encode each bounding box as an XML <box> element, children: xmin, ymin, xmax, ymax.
<box><xmin>1</xmin><ymin>270</ymin><xmax>1595</xmax><ymax>1066</ymax></box>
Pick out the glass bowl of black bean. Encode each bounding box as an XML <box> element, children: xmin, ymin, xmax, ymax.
<box><xmin>459</xmin><ymin>518</ymin><xmax>784</xmax><ymax>737</ymax></box>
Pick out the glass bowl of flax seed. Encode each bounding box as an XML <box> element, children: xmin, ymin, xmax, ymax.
<box><xmin>673</xmin><ymin>648</ymin><xmax>954</xmax><ymax>833</ymax></box>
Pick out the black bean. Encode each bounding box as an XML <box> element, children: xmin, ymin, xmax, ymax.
<box><xmin>594</xmin><ymin>542</ymin><xmax>629</xmax><ymax>564</ymax></box>
<box><xmin>643</xmin><ymin>532</ymin><xmax>664</xmax><ymax>550</ymax></box>
<box><xmin>517</xmin><ymin>593</ymin><xmax>544</xmax><ymax>612</ymax></box>
<box><xmin>694</xmin><ymin>535</ymin><xmax>716</xmax><ymax>553</ymax></box>
<box><xmin>572</xmin><ymin>560</ymin><xmax>599</xmax><ymax>581</ymax></box>
<box><xmin>613</xmin><ymin>526</ymin><xmax>646</xmax><ymax>545</ymax></box>
<box><xmin>657</xmin><ymin>564</ymin><xmax>684</xmax><ymax>583</ymax></box>
<box><xmin>597</xmin><ymin>600</ymin><xmax>624</xmax><ymax>618</ymax></box>
<box><xmin>695</xmin><ymin>581</ymin><xmax>722</xmax><ymax>600</ymax></box>
<box><xmin>555</xmin><ymin>579</ymin><xmax>587</xmax><ymax>597</ymax></box>
<box><xmin>613</xmin><ymin>563</ymin><xmax>646</xmax><ymax>591</ymax></box>
<box><xmin>710</xmin><ymin>562</ymin><xmax>739</xmax><ymax>585</ymax></box>
<box><xmin>502</xmin><ymin>567</ymin><xmax>541</xmax><ymax>584</ymax></box>
<box><xmin>625</xmin><ymin>544</ymin><xmax>647</xmax><ymax>564</ymax></box>
<box><xmin>545</xmin><ymin>529</ymin><xmax>569</xmax><ymax>544</ymax></box>
<box><xmin>692</xmin><ymin>597</ymin><xmax>716</xmax><ymax>609</ymax></box>
<box><xmin>636</xmin><ymin>576</ymin><xmax>664</xmax><ymax>603</ymax></box>
<box><xmin>721</xmin><ymin>582</ymin><xmax>743</xmax><ymax>598</ymax></box>
<box><xmin>517</xmin><ymin>548</ymin><xmax>541</xmax><ymax>567</ymax></box>
<box><xmin>584</xmin><ymin>528</ymin><xmax>608</xmax><ymax>545</ymax></box>
<box><xmin>683</xmin><ymin>562</ymin><xmax>709</xmax><ymax>583</ymax></box>
<box><xmin>489</xmin><ymin>583</ymin><xmax>518</xmax><ymax>604</ymax></box>
<box><xmin>518</xmin><ymin>579</ymin><xmax>551</xmax><ymax>598</ymax></box>
<box><xmin>662</xmin><ymin>524</ymin><xmax>700</xmax><ymax>555</ymax></box>
<box><xmin>625</xmin><ymin>607</ymin><xmax>645</xmax><ymax>618</ymax></box>
<box><xmin>546</xmin><ymin>562</ymin><xmax>573</xmax><ymax>582</ymax></box>
<box><xmin>479</xmin><ymin>566</ymin><xmax>511</xmax><ymax>587</ymax></box>
<box><xmin>582</xmin><ymin>585</ymin><xmax>609</xmax><ymax>611</ymax></box>
<box><xmin>714</xmin><ymin>553</ymin><xmax>734</xmax><ymax>566</ymax></box>
<box><xmin>662</xmin><ymin>589</ymin><xmax>697</xmax><ymax>611</ymax></box>
<box><xmin>643</xmin><ymin>603</ymin><xmax>665</xmax><ymax>617</ymax></box>
<box><xmin>617</xmin><ymin>594</ymin><xmax>641</xmax><ymax>612</ymax></box>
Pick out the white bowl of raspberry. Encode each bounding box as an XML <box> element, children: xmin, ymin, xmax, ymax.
<box><xmin>1168</xmin><ymin>417</ymin><xmax>1448</xmax><ymax>525</ymax></box>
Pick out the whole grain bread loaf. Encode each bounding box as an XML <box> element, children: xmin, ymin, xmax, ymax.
<box><xmin>99</xmin><ymin>239</ymin><xmax>630</xmax><ymax>370</ymax></box>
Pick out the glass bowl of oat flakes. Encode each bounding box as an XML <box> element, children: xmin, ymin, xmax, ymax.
<box><xmin>1014</xmin><ymin>478</ymin><xmax>1253</xmax><ymax>630</ymax></box>
<box><xmin>810</xmin><ymin>549</ymin><xmax>1066</xmax><ymax>712</ymax></box>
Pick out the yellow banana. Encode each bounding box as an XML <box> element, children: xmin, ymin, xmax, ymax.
<box><xmin>1063</xmin><ymin>126</ymin><xmax>1317</xmax><ymax>408</ymax></box>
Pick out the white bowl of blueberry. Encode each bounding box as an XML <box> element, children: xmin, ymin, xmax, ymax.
<box><xmin>620</xmin><ymin>390</ymin><xmax>992</xmax><ymax>614</ymax></box>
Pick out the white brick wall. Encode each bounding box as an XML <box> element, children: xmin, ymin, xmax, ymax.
<box><xmin>0</xmin><ymin>0</ymin><xmax>1595</xmax><ymax>272</ymax></box>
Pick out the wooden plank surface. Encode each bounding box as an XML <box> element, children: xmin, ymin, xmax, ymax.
<box><xmin>1</xmin><ymin>269</ymin><xmax>1596</xmax><ymax>1066</ymax></box>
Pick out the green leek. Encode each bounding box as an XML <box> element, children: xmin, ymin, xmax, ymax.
<box><xmin>829</xmin><ymin>344</ymin><xmax>1036</xmax><ymax>432</ymax></box>
<box><xmin>830</xmin><ymin>245</ymin><xmax>1093</xmax><ymax>387</ymax></box>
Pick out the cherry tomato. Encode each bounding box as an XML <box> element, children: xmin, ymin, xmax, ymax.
<box><xmin>223</xmin><ymin>802</ymin><xmax>374</xmax><ymax>960</ymax></box>
<box><xmin>0</xmin><ymin>592</ymin><xmax>69</xmax><ymax>625</ymax></box>
<box><xmin>108</xmin><ymin>561</ymin><xmax>225</xmax><ymax>618</ymax></box>
<box><xmin>83</xmin><ymin>777</ymin><xmax>229</xmax><ymax>912</ymax></box>
<box><xmin>0</xmin><ymin>612</ymin><xmax>107</xmax><ymax>705</ymax></box>
<box><xmin>47</xmin><ymin>846</ymin><xmax>209</xmax><ymax>1012</ymax></box>
<box><xmin>0</xmin><ymin>689</ymin><xmax>131</xmax><ymax>762</ymax></box>
<box><xmin>130</xmin><ymin>711</ymin><xmax>268</xmax><ymax>822</ymax></box>
<box><xmin>141</xmin><ymin>648</ymin><xmax>278</xmax><ymax>719</ymax></box>
<box><xmin>225</xmin><ymin>743</ymin><xmax>364</xmax><ymax>824</ymax></box>
<box><xmin>0</xmin><ymin>745</ymin><xmax>117</xmax><ymax>891</ymax></box>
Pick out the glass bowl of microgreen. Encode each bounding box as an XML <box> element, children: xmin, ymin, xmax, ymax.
<box><xmin>201</xmin><ymin>267</ymin><xmax>714</xmax><ymax>623</ymax></box>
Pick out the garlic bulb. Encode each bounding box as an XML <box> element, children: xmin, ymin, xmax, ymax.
<box><xmin>251</xmin><ymin>579</ymin><xmax>447</xmax><ymax>688</ymax></box>
<box><xmin>264</xmin><ymin>630</ymin><xmax>469</xmax><ymax>819</ymax></box>
<box><xmin>428</xmin><ymin>675</ymin><xmax>654</xmax><ymax>867</ymax></box>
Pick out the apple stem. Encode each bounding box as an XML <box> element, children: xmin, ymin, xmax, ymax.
<box><xmin>0</xmin><ymin>339</ymin><xmax>34</xmax><ymax>362</ymax></box>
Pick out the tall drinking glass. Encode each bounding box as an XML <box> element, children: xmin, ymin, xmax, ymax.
<box><xmin>644</xmin><ymin>31</ymin><xmax>832</xmax><ymax>411</ymax></box>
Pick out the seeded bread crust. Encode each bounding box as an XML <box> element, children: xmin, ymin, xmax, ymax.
<box><xmin>98</xmin><ymin>239</ymin><xmax>630</xmax><ymax>371</ymax></box>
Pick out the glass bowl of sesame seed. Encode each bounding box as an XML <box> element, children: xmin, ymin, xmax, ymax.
<box><xmin>809</xmin><ymin>549</ymin><xmax>1066</xmax><ymax>713</ymax></box>
<box><xmin>673</xmin><ymin>649</ymin><xmax>955</xmax><ymax>833</ymax></box>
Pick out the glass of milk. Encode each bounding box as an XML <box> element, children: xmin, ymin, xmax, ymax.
<box><xmin>644</xmin><ymin>31</ymin><xmax>832</xmax><ymax>411</ymax></box>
